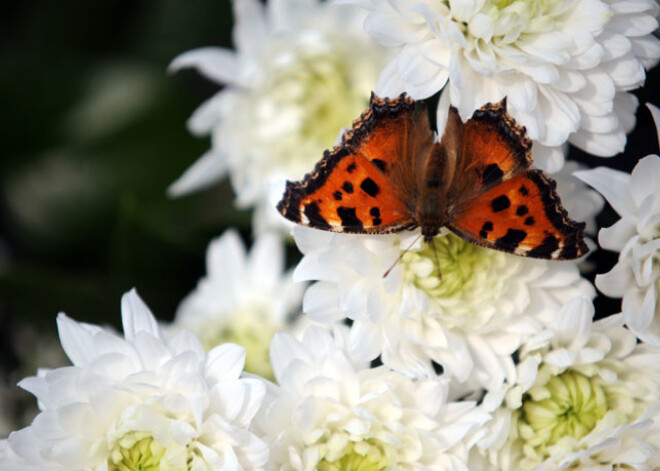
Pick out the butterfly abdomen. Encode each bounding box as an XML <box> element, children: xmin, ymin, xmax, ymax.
<box><xmin>416</xmin><ymin>143</ymin><xmax>449</xmax><ymax>241</ymax></box>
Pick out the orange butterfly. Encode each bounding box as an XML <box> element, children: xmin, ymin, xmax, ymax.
<box><xmin>277</xmin><ymin>93</ymin><xmax>587</xmax><ymax>260</ymax></box>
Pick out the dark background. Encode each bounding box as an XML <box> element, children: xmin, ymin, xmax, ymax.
<box><xmin>0</xmin><ymin>1</ymin><xmax>658</xmax><ymax>370</ymax></box>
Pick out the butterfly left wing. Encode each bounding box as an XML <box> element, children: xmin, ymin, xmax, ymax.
<box><xmin>278</xmin><ymin>147</ymin><xmax>415</xmax><ymax>233</ymax></box>
<box><xmin>277</xmin><ymin>94</ymin><xmax>429</xmax><ymax>234</ymax></box>
<box><xmin>447</xmin><ymin>170</ymin><xmax>588</xmax><ymax>259</ymax></box>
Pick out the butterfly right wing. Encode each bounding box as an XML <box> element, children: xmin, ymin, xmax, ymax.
<box><xmin>277</xmin><ymin>93</ymin><xmax>431</xmax><ymax>234</ymax></box>
<box><xmin>447</xmin><ymin>170</ymin><xmax>588</xmax><ymax>259</ymax></box>
<box><xmin>444</xmin><ymin>100</ymin><xmax>586</xmax><ymax>259</ymax></box>
<box><xmin>443</xmin><ymin>99</ymin><xmax>533</xmax><ymax>204</ymax></box>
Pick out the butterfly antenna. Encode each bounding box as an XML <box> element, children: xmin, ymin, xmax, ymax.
<box><xmin>383</xmin><ymin>234</ymin><xmax>423</xmax><ymax>279</ymax></box>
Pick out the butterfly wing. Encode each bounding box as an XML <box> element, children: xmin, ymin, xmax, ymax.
<box><xmin>444</xmin><ymin>99</ymin><xmax>533</xmax><ymax>205</ymax></box>
<box><xmin>277</xmin><ymin>93</ymin><xmax>433</xmax><ymax>234</ymax></box>
<box><xmin>447</xmin><ymin>170</ymin><xmax>588</xmax><ymax>259</ymax></box>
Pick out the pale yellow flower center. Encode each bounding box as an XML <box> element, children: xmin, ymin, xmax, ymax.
<box><xmin>200</xmin><ymin>309</ymin><xmax>276</xmax><ymax>381</ymax></box>
<box><xmin>520</xmin><ymin>371</ymin><xmax>607</xmax><ymax>450</ymax></box>
<box><xmin>491</xmin><ymin>0</ymin><xmax>531</xmax><ymax>9</ymax></box>
<box><xmin>253</xmin><ymin>41</ymin><xmax>376</xmax><ymax>172</ymax></box>
<box><xmin>439</xmin><ymin>0</ymin><xmax>561</xmax><ymax>49</ymax></box>
<box><xmin>402</xmin><ymin>234</ymin><xmax>492</xmax><ymax>301</ymax></box>
<box><xmin>108</xmin><ymin>434</ymin><xmax>167</xmax><ymax>471</ymax></box>
<box><xmin>318</xmin><ymin>440</ymin><xmax>390</xmax><ymax>471</ymax></box>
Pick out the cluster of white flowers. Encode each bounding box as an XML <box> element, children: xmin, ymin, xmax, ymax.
<box><xmin>339</xmin><ymin>0</ymin><xmax>660</xmax><ymax>172</ymax></box>
<box><xmin>2</xmin><ymin>0</ymin><xmax>660</xmax><ymax>469</ymax></box>
<box><xmin>167</xmin><ymin>229</ymin><xmax>304</xmax><ymax>380</ymax></box>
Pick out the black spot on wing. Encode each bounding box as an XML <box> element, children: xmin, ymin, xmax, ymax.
<box><xmin>370</xmin><ymin>207</ymin><xmax>382</xmax><ymax>226</ymax></box>
<box><xmin>524</xmin><ymin>216</ymin><xmax>535</xmax><ymax>226</ymax></box>
<box><xmin>482</xmin><ymin>163</ymin><xmax>504</xmax><ymax>186</ymax></box>
<box><xmin>342</xmin><ymin>181</ymin><xmax>354</xmax><ymax>194</ymax></box>
<box><xmin>337</xmin><ymin>207</ymin><xmax>363</xmax><ymax>229</ymax></box>
<box><xmin>479</xmin><ymin>221</ymin><xmax>494</xmax><ymax>240</ymax></box>
<box><xmin>371</xmin><ymin>159</ymin><xmax>387</xmax><ymax>174</ymax></box>
<box><xmin>304</xmin><ymin>202</ymin><xmax>330</xmax><ymax>229</ymax></box>
<box><xmin>333</xmin><ymin>191</ymin><xmax>342</xmax><ymax>201</ymax></box>
<box><xmin>529</xmin><ymin>234</ymin><xmax>559</xmax><ymax>258</ymax></box>
<box><xmin>491</xmin><ymin>195</ymin><xmax>510</xmax><ymax>212</ymax></box>
<box><xmin>519</xmin><ymin>185</ymin><xmax>529</xmax><ymax>196</ymax></box>
<box><xmin>347</xmin><ymin>163</ymin><xmax>356</xmax><ymax>173</ymax></box>
<box><xmin>360</xmin><ymin>178</ymin><xmax>380</xmax><ymax>197</ymax></box>
<box><xmin>495</xmin><ymin>229</ymin><xmax>527</xmax><ymax>250</ymax></box>
<box><xmin>516</xmin><ymin>205</ymin><xmax>529</xmax><ymax>216</ymax></box>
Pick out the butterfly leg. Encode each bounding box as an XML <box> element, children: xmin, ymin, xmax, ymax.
<box><xmin>383</xmin><ymin>233</ymin><xmax>423</xmax><ymax>279</ymax></box>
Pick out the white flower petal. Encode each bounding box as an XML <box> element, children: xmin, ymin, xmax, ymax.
<box><xmin>302</xmin><ymin>282</ymin><xmax>343</xmax><ymax>323</ymax></box>
<box><xmin>629</xmin><ymin>155</ymin><xmax>660</xmax><ymax>207</ymax></box>
<box><xmin>596</xmin><ymin>260</ymin><xmax>635</xmax><ymax>298</ymax></box>
<box><xmin>574</xmin><ymin>167</ymin><xmax>635</xmax><ymax>216</ymax></box>
<box><xmin>206</xmin><ymin>343</ymin><xmax>246</xmax><ymax>382</ymax></box>
<box><xmin>168</xmin><ymin>47</ymin><xmax>239</xmax><ymax>85</ymax></box>
<box><xmin>121</xmin><ymin>289</ymin><xmax>161</xmax><ymax>342</ymax></box>
<box><xmin>167</xmin><ymin>150</ymin><xmax>228</xmax><ymax>197</ymax></box>
<box><xmin>55</xmin><ymin>313</ymin><xmax>104</xmax><ymax>367</ymax></box>
<box><xmin>232</xmin><ymin>0</ymin><xmax>268</xmax><ymax>56</ymax></box>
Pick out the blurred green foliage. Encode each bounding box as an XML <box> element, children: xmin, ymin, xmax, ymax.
<box><xmin>0</xmin><ymin>0</ymin><xmax>247</xmax><ymax>336</ymax></box>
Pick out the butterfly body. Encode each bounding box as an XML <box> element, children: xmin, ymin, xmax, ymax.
<box><xmin>278</xmin><ymin>93</ymin><xmax>588</xmax><ymax>260</ymax></box>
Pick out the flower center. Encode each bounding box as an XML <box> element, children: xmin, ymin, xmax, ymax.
<box><xmin>108</xmin><ymin>434</ymin><xmax>167</xmax><ymax>471</ymax></box>
<box><xmin>520</xmin><ymin>371</ymin><xmax>608</xmax><ymax>450</ymax></box>
<box><xmin>200</xmin><ymin>309</ymin><xmax>276</xmax><ymax>381</ymax></box>
<box><xmin>491</xmin><ymin>0</ymin><xmax>530</xmax><ymax>9</ymax></box>
<box><xmin>317</xmin><ymin>440</ymin><xmax>389</xmax><ymax>471</ymax></box>
<box><xmin>253</xmin><ymin>38</ymin><xmax>378</xmax><ymax>173</ymax></box>
<box><xmin>402</xmin><ymin>234</ymin><xmax>492</xmax><ymax>301</ymax></box>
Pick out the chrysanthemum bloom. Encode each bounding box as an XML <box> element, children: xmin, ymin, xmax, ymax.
<box><xmin>258</xmin><ymin>325</ymin><xmax>490</xmax><ymax>470</ymax></box>
<box><xmin>170</xmin><ymin>229</ymin><xmax>304</xmax><ymax>379</ymax></box>
<box><xmin>341</xmin><ymin>0</ymin><xmax>660</xmax><ymax>171</ymax></box>
<box><xmin>292</xmin><ymin>221</ymin><xmax>595</xmax><ymax>388</ymax></box>
<box><xmin>473</xmin><ymin>297</ymin><xmax>660</xmax><ymax>469</ymax></box>
<box><xmin>169</xmin><ymin>0</ymin><xmax>390</xmax><ymax>233</ymax></box>
<box><xmin>1</xmin><ymin>290</ymin><xmax>268</xmax><ymax>470</ymax></box>
<box><xmin>576</xmin><ymin>104</ymin><xmax>660</xmax><ymax>345</ymax></box>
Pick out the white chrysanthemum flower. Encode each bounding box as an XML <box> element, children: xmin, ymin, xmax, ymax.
<box><xmin>292</xmin><ymin>226</ymin><xmax>594</xmax><ymax>387</ymax></box>
<box><xmin>1</xmin><ymin>290</ymin><xmax>268</xmax><ymax>470</ymax></box>
<box><xmin>575</xmin><ymin>105</ymin><xmax>660</xmax><ymax>345</ymax></box>
<box><xmin>170</xmin><ymin>229</ymin><xmax>304</xmax><ymax>380</ymax></box>
<box><xmin>473</xmin><ymin>297</ymin><xmax>660</xmax><ymax>470</ymax></box>
<box><xmin>258</xmin><ymin>325</ymin><xmax>490</xmax><ymax>470</ymax></box>
<box><xmin>169</xmin><ymin>0</ymin><xmax>390</xmax><ymax>233</ymax></box>
<box><xmin>341</xmin><ymin>0</ymin><xmax>660</xmax><ymax>171</ymax></box>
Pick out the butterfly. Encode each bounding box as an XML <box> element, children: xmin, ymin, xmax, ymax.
<box><xmin>277</xmin><ymin>93</ymin><xmax>587</xmax><ymax>260</ymax></box>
